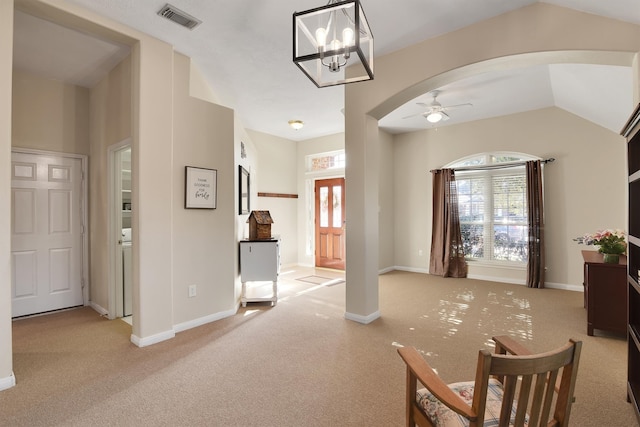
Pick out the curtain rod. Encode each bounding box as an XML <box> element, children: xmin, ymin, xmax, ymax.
<box><xmin>430</xmin><ymin>158</ymin><xmax>555</xmax><ymax>173</ymax></box>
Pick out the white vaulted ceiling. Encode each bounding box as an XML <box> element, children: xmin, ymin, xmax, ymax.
<box><xmin>12</xmin><ymin>0</ymin><xmax>640</xmax><ymax>140</ymax></box>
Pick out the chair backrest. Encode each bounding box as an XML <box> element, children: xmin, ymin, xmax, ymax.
<box><xmin>472</xmin><ymin>338</ymin><xmax>582</xmax><ymax>427</ymax></box>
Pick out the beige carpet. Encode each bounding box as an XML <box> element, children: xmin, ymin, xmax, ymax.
<box><xmin>1</xmin><ymin>269</ymin><xmax>637</xmax><ymax>426</ymax></box>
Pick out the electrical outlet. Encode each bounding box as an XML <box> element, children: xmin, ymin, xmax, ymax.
<box><xmin>188</xmin><ymin>284</ymin><xmax>197</xmax><ymax>298</ymax></box>
<box><xmin>418</xmin><ymin>249</ymin><xmax>423</xmax><ymax>256</ymax></box>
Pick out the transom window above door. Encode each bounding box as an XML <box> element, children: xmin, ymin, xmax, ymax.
<box><xmin>306</xmin><ymin>150</ymin><xmax>345</xmax><ymax>173</ymax></box>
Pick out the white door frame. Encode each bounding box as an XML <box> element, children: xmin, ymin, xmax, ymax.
<box><xmin>11</xmin><ymin>148</ymin><xmax>89</xmax><ymax>307</ymax></box>
<box><xmin>108</xmin><ymin>139</ymin><xmax>131</xmax><ymax>320</ymax></box>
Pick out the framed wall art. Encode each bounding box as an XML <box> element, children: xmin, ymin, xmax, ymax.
<box><xmin>239</xmin><ymin>165</ymin><xmax>250</xmax><ymax>215</ymax></box>
<box><xmin>185</xmin><ymin>166</ymin><xmax>217</xmax><ymax>209</ymax></box>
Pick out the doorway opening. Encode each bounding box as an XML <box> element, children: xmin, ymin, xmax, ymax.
<box><xmin>109</xmin><ymin>141</ymin><xmax>132</xmax><ymax>320</ymax></box>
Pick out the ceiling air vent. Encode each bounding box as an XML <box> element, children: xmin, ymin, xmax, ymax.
<box><xmin>157</xmin><ymin>4</ymin><xmax>202</xmax><ymax>30</ymax></box>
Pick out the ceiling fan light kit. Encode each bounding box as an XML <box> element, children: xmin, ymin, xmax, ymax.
<box><xmin>427</xmin><ymin>112</ymin><xmax>443</xmax><ymax>123</ymax></box>
<box><xmin>403</xmin><ymin>90</ymin><xmax>472</xmax><ymax>125</ymax></box>
<box><xmin>293</xmin><ymin>0</ymin><xmax>374</xmax><ymax>87</ymax></box>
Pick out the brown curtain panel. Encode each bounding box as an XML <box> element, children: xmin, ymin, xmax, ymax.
<box><xmin>430</xmin><ymin>169</ymin><xmax>467</xmax><ymax>278</ymax></box>
<box><xmin>526</xmin><ymin>160</ymin><xmax>545</xmax><ymax>288</ymax></box>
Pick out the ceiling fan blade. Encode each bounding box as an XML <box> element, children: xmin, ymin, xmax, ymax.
<box><xmin>402</xmin><ymin>112</ymin><xmax>426</xmax><ymax>120</ymax></box>
<box><xmin>442</xmin><ymin>103</ymin><xmax>473</xmax><ymax>111</ymax></box>
<box><xmin>440</xmin><ymin>111</ymin><xmax>450</xmax><ymax>121</ymax></box>
<box><xmin>416</xmin><ymin>102</ymin><xmax>430</xmax><ymax>108</ymax></box>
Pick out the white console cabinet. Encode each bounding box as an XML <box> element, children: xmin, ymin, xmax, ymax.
<box><xmin>240</xmin><ymin>239</ymin><xmax>280</xmax><ymax>307</ymax></box>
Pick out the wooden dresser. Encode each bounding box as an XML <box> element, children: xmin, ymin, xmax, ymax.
<box><xmin>582</xmin><ymin>250</ymin><xmax>627</xmax><ymax>336</ymax></box>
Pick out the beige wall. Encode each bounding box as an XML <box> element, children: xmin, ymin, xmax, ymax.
<box><xmin>234</xmin><ymin>119</ymin><xmax>257</xmax><ymax>298</ymax></box>
<box><xmin>89</xmin><ymin>55</ymin><xmax>131</xmax><ymax>310</ymax></box>
<box><xmin>393</xmin><ymin>107</ymin><xmax>626</xmax><ymax>288</ymax></box>
<box><xmin>296</xmin><ymin>133</ymin><xmax>345</xmax><ymax>266</ymax></box>
<box><xmin>247</xmin><ymin>127</ymin><xmax>397</xmax><ymax>272</ymax></box>
<box><xmin>12</xmin><ymin>70</ymin><xmax>90</xmax><ymax>155</ymax></box>
<box><xmin>246</xmin><ymin>129</ymin><xmax>298</xmax><ymax>266</ymax></box>
<box><xmin>171</xmin><ymin>53</ymin><xmax>236</xmax><ymax>326</ymax></box>
<box><xmin>0</xmin><ymin>0</ymin><xmax>14</xmax><ymax>391</ymax></box>
<box><xmin>344</xmin><ymin>2</ymin><xmax>640</xmax><ymax>320</ymax></box>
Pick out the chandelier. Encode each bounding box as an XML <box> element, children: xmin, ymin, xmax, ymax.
<box><xmin>293</xmin><ymin>0</ymin><xmax>374</xmax><ymax>88</ymax></box>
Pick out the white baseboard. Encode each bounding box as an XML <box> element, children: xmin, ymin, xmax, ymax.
<box><xmin>173</xmin><ymin>308</ymin><xmax>237</xmax><ymax>333</ymax></box>
<box><xmin>382</xmin><ymin>267</ymin><xmax>582</xmax><ymax>292</ymax></box>
<box><xmin>467</xmin><ymin>273</ymin><xmax>526</xmax><ymax>286</ymax></box>
<box><xmin>545</xmin><ymin>282</ymin><xmax>583</xmax><ymax>292</ymax></box>
<box><xmin>131</xmin><ymin>329</ymin><xmax>175</xmax><ymax>348</ymax></box>
<box><xmin>89</xmin><ymin>301</ymin><xmax>109</xmax><ymax>317</ymax></box>
<box><xmin>378</xmin><ymin>266</ymin><xmax>395</xmax><ymax>274</ymax></box>
<box><xmin>129</xmin><ymin>308</ymin><xmax>239</xmax><ymax>347</ymax></box>
<box><xmin>0</xmin><ymin>372</ymin><xmax>16</xmax><ymax>391</ymax></box>
<box><xmin>345</xmin><ymin>310</ymin><xmax>381</xmax><ymax>324</ymax></box>
<box><xmin>392</xmin><ymin>265</ymin><xmax>429</xmax><ymax>274</ymax></box>
<box><xmin>280</xmin><ymin>262</ymin><xmax>298</xmax><ymax>271</ymax></box>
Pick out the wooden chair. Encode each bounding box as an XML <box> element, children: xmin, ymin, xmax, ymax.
<box><xmin>397</xmin><ymin>336</ymin><xmax>582</xmax><ymax>427</ymax></box>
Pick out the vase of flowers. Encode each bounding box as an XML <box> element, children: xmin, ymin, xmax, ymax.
<box><xmin>580</xmin><ymin>229</ymin><xmax>627</xmax><ymax>263</ymax></box>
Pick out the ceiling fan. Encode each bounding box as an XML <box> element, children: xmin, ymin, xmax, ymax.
<box><xmin>403</xmin><ymin>90</ymin><xmax>472</xmax><ymax>123</ymax></box>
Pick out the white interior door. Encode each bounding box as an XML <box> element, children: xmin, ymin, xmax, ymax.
<box><xmin>11</xmin><ymin>151</ymin><xmax>84</xmax><ymax>317</ymax></box>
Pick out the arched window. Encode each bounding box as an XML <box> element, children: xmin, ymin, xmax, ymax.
<box><xmin>445</xmin><ymin>152</ymin><xmax>541</xmax><ymax>265</ymax></box>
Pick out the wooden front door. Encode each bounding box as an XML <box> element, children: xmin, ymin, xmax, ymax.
<box><xmin>315</xmin><ymin>178</ymin><xmax>345</xmax><ymax>270</ymax></box>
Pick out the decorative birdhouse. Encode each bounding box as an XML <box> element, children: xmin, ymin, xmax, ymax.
<box><xmin>247</xmin><ymin>210</ymin><xmax>274</xmax><ymax>240</ymax></box>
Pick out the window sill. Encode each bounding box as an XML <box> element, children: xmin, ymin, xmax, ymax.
<box><xmin>466</xmin><ymin>260</ymin><xmax>526</xmax><ymax>270</ymax></box>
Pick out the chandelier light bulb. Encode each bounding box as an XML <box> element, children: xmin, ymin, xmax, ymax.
<box><xmin>342</xmin><ymin>27</ymin><xmax>354</xmax><ymax>46</ymax></box>
<box><xmin>315</xmin><ymin>28</ymin><xmax>327</xmax><ymax>49</ymax></box>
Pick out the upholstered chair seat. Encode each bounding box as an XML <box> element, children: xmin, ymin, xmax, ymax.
<box><xmin>417</xmin><ymin>378</ymin><xmax>525</xmax><ymax>427</ymax></box>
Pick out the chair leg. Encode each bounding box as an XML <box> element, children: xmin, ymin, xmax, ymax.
<box><xmin>406</xmin><ymin>368</ymin><xmax>417</xmax><ymax>427</ymax></box>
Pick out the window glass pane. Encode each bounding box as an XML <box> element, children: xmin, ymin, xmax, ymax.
<box><xmin>320</xmin><ymin>186</ymin><xmax>328</xmax><ymax>227</ymax></box>
<box><xmin>492</xmin><ymin>173</ymin><xmax>527</xmax><ymax>261</ymax></box>
<box><xmin>454</xmin><ymin>156</ymin><xmax>485</xmax><ymax>167</ymax></box>
<box><xmin>461</xmin><ymin>223</ymin><xmax>484</xmax><ymax>259</ymax></box>
<box><xmin>332</xmin><ymin>186</ymin><xmax>342</xmax><ymax>227</ymax></box>
<box><xmin>493</xmin><ymin>225</ymin><xmax>528</xmax><ymax>261</ymax></box>
<box><xmin>458</xmin><ymin>176</ymin><xmax>485</xmax><ymax>260</ymax></box>
<box><xmin>310</xmin><ymin>153</ymin><xmax>346</xmax><ymax>171</ymax></box>
<box><xmin>493</xmin><ymin>174</ymin><xmax>526</xmax><ymax>223</ymax></box>
<box><xmin>457</xmin><ymin>177</ymin><xmax>484</xmax><ymax>223</ymax></box>
<box><xmin>491</xmin><ymin>155</ymin><xmax>525</xmax><ymax>163</ymax></box>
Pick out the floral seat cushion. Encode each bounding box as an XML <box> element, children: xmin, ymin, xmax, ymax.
<box><xmin>416</xmin><ymin>378</ymin><xmax>526</xmax><ymax>427</ymax></box>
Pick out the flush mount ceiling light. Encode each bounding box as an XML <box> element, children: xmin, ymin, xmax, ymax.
<box><xmin>293</xmin><ymin>0</ymin><xmax>374</xmax><ymax>88</ymax></box>
<box><xmin>288</xmin><ymin>120</ymin><xmax>304</xmax><ymax>130</ymax></box>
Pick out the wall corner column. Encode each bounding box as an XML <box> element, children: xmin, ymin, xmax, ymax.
<box><xmin>0</xmin><ymin>0</ymin><xmax>15</xmax><ymax>391</ymax></box>
<box><xmin>344</xmin><ymin>113</ymin><xmax>380</xmax><ymax>323</ymax></box>
<box><xmin>130</xmin><ymin>39</ymin><xmax>175</xmax><ymax>346</ymax></box>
